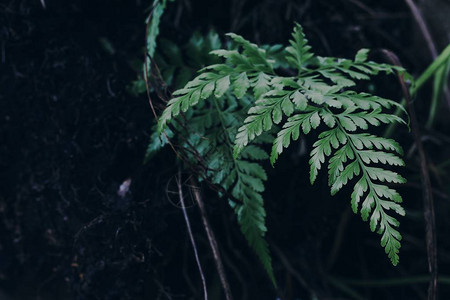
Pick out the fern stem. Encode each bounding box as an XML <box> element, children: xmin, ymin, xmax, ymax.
<box><xmin>403</xmin><ymin>0</ymin><xmax>438</xmax><ymax>59</ymax></box>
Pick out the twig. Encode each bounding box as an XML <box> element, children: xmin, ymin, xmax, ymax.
<box><xmin>271</xmin><ymin>244</ymin><xmax>317</xmax><ymax>299</ymax></box>
<box><xmin>384</xmin><ymin>44</ymin><xmax>450</xmax><ymax>137</ymax></box>
<box><xmin>404</xmin><ymin>0</ymin><xmax>450</xmax><ymax>109</ymax></box>
<box><xmin>176</xmin><ymin>170</ymin><xmax>208</xmax><ymax>300</ymax></box>
<box><xmin>403</xmin><ymin>0</ymin><xmax>437</xmax><ymax>58</ymax></box>
<box><xmin>382</xmin><ymin>49</ymin><xmax>438</xmax><ymax>300</ymax></box>
<box><xmin>189</xmin><ymin>178</ymin><xmax>234</xmax><ymax>300</ymax></box>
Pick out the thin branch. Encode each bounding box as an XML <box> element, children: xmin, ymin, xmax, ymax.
<box><xmin>176</xmin><ymin>170</ymin><xmax>208</xmax><ymax>300</ymax></box>
<box><xmin>403</xmin><ymin>0</ymin><xmax>437</xmax><ymax>58</ymax></box>
<box><xmin>382</xmin><ymin>49</ymin><xmax>438</xmax><ymax>300</ymax></box>
<box><xmin>403</xmin><ymin>0</ymin><xmax>450</xmax><ymax>109</ymax></box>
<box><xmin>189</xmin><ymin>178</ymin><xmax>234</xmax><ymax>300</ymax></box>
<box><xmin>271</xmin><ymin>244</ymin><xmax>317</xmax><ymax>299</ymax></box>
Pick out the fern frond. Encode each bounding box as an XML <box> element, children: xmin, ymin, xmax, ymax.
<box><xmin>154</xmin><ymin>23</ymin><xmax>410</xmax><ymax>275</ymax></box>
<box><xmin>158</xmin><ymin>72</ymin><xmax>231</xmax><ymax>131</ymax></box>
<box><xmin>185</xmin><ymin>94</ymin><xmax>277</xmax><ymax>285</ymax></box>
<box><xmin>219</xmin><ymin>140</ymin><xmax>276</xmax><ymax>286</ymax></box>
<box><xmin>293</xmin><ymin>109</ymin><xmax>406</xmax><ymax>265</ymax></box>
<box><xmin>231</xmin><ymin>176</ymin><xmax>276</xmax><ymax>285</ymax></box>
<box><xmin>226</xmin><ymin>33</ymin><xmax>274</xmax><ymax>73</ymax></box>
<box><xmin>158</xmin><ymin>34</ymin><xmax>278</xmax><ymax>132</ymax></box>
<box><xmin>146</xmin><ymin>0</ymin><xmax>171</xmax><ymax>61</ymax></box>
<box><xmin>286</xmin><ymin>23</ymin><xmax>314</xmax><ymax>71</ymax></box>
<box><xmin>325</xmin><ymin>123</ymin><xmax>406</xmax><ymax>265</ymax></box>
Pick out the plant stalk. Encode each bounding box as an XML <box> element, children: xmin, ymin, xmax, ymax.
<box><xmin>382</xmin><ymin>50</ymin><xmax>438</xmax><ymax>300</ymax></box>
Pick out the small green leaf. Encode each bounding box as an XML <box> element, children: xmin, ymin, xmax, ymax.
<box><xmin>215</xmin><ymin>75</ymin><xmax>231</xmax><ymax>98</ymax></box>
<box><xmin>310</xmin><ymin>111</ymin><xmax>321</xmax><ymax>129</ymax></box>
<box><xmin>320</xmin><ymin>110</ymin><xmax>336</xmax><ymax>128</ymax></box>
<box><xmin>305</xmin><ymin>89</ymin><xmax>324</xmax><ymax>104</ymax></box>
<box><xmin>252</xmin><ymin>72</ymin><xmax>272</xmax><ymax>99</ymax></box>
<box><xmin>281</xmin><ymin>97</ymin><xmax>294</xmax><ymax>116</ymax></box>
<box><xmin>201</xmin><ymin>81</ymin><xmax>215</xmax><ymax>99</ymax></box>
<box><xmin>355</xmin><ymin>49</ymin><xmax>370</xmax><ymax>63</ymax></box>
<box><xmin>351</xmin><ymin>178</ymin><xmax>368</xmax><ymax>213</ymax></box>
<box><xmin>234</xmin><ymin>72</ymin><xmax>250</xmax><ymax>98</ymax></box>
<box><xmin>291</xmin><ymin>90</ymin><xmax>308</xmax><ymax>110</ymax></box>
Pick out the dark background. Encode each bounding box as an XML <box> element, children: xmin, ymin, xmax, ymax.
<box><xmin>1</xmin><ymin>0</ymin><xmax>450</xmax><ymax>299</ymax></box>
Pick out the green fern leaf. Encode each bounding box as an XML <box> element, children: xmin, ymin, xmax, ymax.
<box><xmin>354</xmin><ymin>48</ymin><xmax>370</xmax><ymax>63</ymax></box>
<box><xmin>232</xmin><ymin>184</ymin><xmax>276</xmax><ymax>285</ymax></box>
<box><xmin>195</xmin><ymin>95</ymin><xmax>277</xmax><ymax>285</ymax></box>
<box><xmin>252</xmin><ymin>72</ymin><xmax>273</xmax><ymax>99</ymax></box>
<box><xmin>226</xmin><ymin>33</ymin><xmax>274</xmax><ymax>72</ymax></box>
<box><xmin>233</xmin><ymin>72</ymin><xmax>250</xmax><ymax>98</ymax></box>
<box><xmin>286</xmin><ymin>23</ymin><xmax>314</xmax><ymax>71</ymax></box>
<box><xmin>234</xmin><ymin>89</ymin><xmax>298</xmax><ymax>157</ymax></box>
<box><xmin>146</xmin><ymin>0</ymin><xmax>173</xmax><ymax>62</ymax></box>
